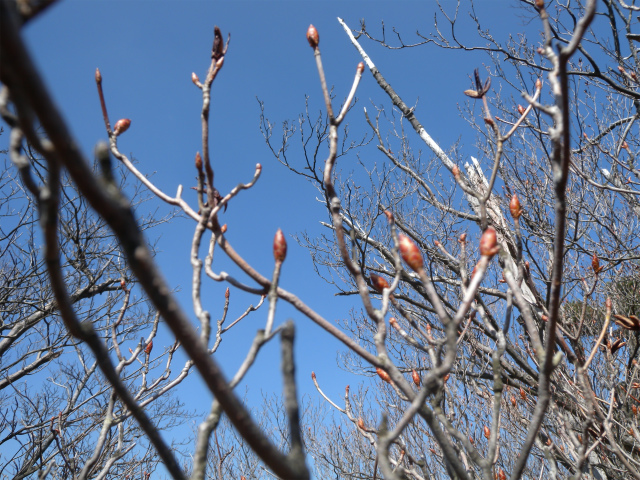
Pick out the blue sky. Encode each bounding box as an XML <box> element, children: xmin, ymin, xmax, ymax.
<box><xmin>12</xmin><ymin>0</ymin><xmax>531</xmax><ymax>468</ymax></box>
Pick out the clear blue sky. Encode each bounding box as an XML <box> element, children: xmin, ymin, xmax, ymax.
<box><xmin>14</xmin><ymin>0</ymin><xmax>530</xmax><ymax>468</ymax></box>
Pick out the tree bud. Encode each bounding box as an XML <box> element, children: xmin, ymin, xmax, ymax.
<box><xmin>195</xmin><ymin>152</ymin><xmax>202</xmax><ymax>171</ymax></box>
<box><xmin>452</xmin><ymin>165</ymin><xmax>460</xmax><ymax>179</ymax></box>
<box><xmin>357</xmin><ymin>417</ymin><xmax>365</xmax><ymax>430</ymax></box>
<box><xmin>191</xmin><ymin>72</ymin><xmax>200</xmax><ymax>86</ymax></box>
<box><xmin>113</xmin><ymin>118</ymin><xmax>131</xmax><ymax>136</ymax></box>
<box><xmin>144</xmin><ymin>340</ymin><xmax>153</xmax><ymax>355</ymax></box>
<box><xmin>484</xmin><ymin>425</ymin><xmax>491</xmax><ymax>439</ymax></box>
<box><xmin>389</xmin><ymin>317</ymin><xmax>400</xmax><ymax>330</ymax></box>
<box><xmin>510</xmin><ymin>194</ymin><xmax>522</xmax><ymax>219</ymax></box>
<box><xmin>517</xmin><ymin>104</ymin><xmax>526</xmax><ymax>115</ymax></box>
<box><xmin>384</xmin><ymin>210</ymin><xmax>394</xmax><ymax>223</ymax></box>
<box><xmin>398</xmin><ymin>234</ymin><xmax>424</xmax><ymax>272</ymax></box>
<box><xmin>520</xmin><ymin>387</ymin><xmax>526</xmax><ymax>400</ymax></box>
<box><xmin>307</xmin><ymin>25</ymin><xmax>319</xmax><ymax>48</ymax></box>
<box><xmin>225</xmin><ymin>287</ymin><xmax>230</xmax><ymax>299</ymax></box>
<box><xmin>498</xmin><ymin>468</ymin><xmax>506</xmax><ymax>480</ymax></box>
<box><xmin>376</xmin><ymin>367</ymin><xmax>391</xmax><ymax>383</ymax></box>
<box><xmin>370</xmin><ymin>273</ymin><xmax>389</xmax><ymax>292</ymax></box>
<box><xmin>535</xmin><ymin>0</ymin><xmax>545</xmax><ymax>8</ymax></box>
<box><xmin>357</xmin><ymin>62</ymin><xmax>365</xmax><ymax>74</ymax></box>
<box><xmin>592</xmin><ymin>254</ymin><xmax>603</xmax><ymax>274</ymax></box>
<box><xmin>622</xmin><ymin>141</ymin><xmax>630</xmax><ymax>150</ymax></box>
<box><xmin>120</xmin><ymin>278</ymin><xmax>126</xmax><ymax>290</ymax></box>
<box><xmin>273</xmin><ymin>229</ymin><xmax>287</xmax><ymax>263</ymax></box>
<box><xmin>511</xmin><ymin>396</ymin><xmax>516</xmax><ymax>407</ymax></box>
<box><xmin>479</xmin><ymin>227</ymin><xmax>499</xmax><ymax>257</ymax></box>
<box><xmin>220</xmin><ymin>224</ymin><xmax>227</xmax><ymax>234</ymax></box>
<box><xmin>618</xmin><ymin>65</ymin><xmax>626</xmax><ymax>74</ymax></box>
<box><xmin>412</xmin><ymin>369</ymin><xmax>420</xmax><ymax>387</ymax></box>
<box><xmin>459</xmin><ymin>233</ymin><xmax>467</xmax><ymax>243</ymax></box>
<box><xmin>443</xmin><ymin>374</ymin><xmax>450</xmax><ymax>382</ymax></box>
<box><xmin>95</xmin><ymin>68</ymin><xmax>102</xmax><ymax>84</ymax></box>
<box><xmin>311</xmin><ymin>371</ymin><xmax>316</xmax><ymax>380</ymax></box>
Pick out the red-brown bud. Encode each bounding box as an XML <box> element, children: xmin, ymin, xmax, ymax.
<box><xmin>498</xmin><ymin>468</ymin><xmax>506</xmax><ymax>480</ymax></box>
<box><xmin>120</xmin><ymin>278</ymin><xmax>126</xmax><ymax>290</ymax></box>
<box><xmin>479</xmin><ymin>227</ymin><xmax>500</xmax><ymax>257</ymax></box>
<box><xmin>469</xmin><ymin>436</ymin><xmax>474</xmax><ymax>444</ymax></box>
<box><xmin>95</xmin><ymin>68</ymin><xmax>102</xmax><ymax>84</ymax></box>
<box><xmin>517</xmin><ymin>104</ymin><xmax>526</xmax><ymax>115</ymax></box>
<box><xmin>483</xmin><ymin>425</ymin><xmax>491</xmax><ymax>439</ymax></box>
<box><xmin>357</xmin><ymin>62</ymin><xmax>365</xmax><ymax>74</ymax></box>
<box><xmin>536</xmin><ymin>78</ymin><xmax>542</xmax><ymax>90</ymax></box>
<box><xmin>113</xmin><ymin>118</ymin><xmax>131</xmax><ymax>136</ymax></box>
<box><xmin>484</xmin><ymin>117</ymin><xmax>494</xmax><ymax>126</ymax></box>
<box><xmin>443</xmin><ymin>374</ymin><xmax>450</xmax><ymax>382</ymax></box>
<box><xmin>619</xmin><ymin>65</ymin><xmax>626</xmax><ymax>74</ymax></box>
<box><xmin>398</xmin><ymin>234</ymin><xmax>424</xmax><ymax>272</ymax></box>
<box><xmin>459</xmin><ymin>233</ymin><xmax>467</xmax><ymax>243</ymax></box>
<box><xmin>622</xmin><ymin>141</ymin><xmax>630</xmax><ymax>151</ymax></box>
<box><xmin>145</xmin><ymin>340</ymin><xmax>153</xmax><ymax>355</ymax></box>
<box><xmin>220</xmin><ymin>224</ymin><xmax>227</xmax><ymax>234</ymax></box>
<box><xmin>307</xmin><ymin>25</ymin><xmax>319</xmax><ymax>48</ymax></box>
<box><xmin>452</xmin><ymin>165</ymin><xmax>461</xmax><ymax>179</ymax></box>
<box><xmin>389</xmin><ymin>317</ymin><xmax>400</xmax><ymax>330</ymax></box>
<box><xmin>273</xmin><ymin>229</ymin><xmax>287</xmax><ymax>263</ymax></box>
<box><xmin>511</xmin><ymin>396</ymin><xmax>517</xmax><ymax>407</ymax></box>
<box><xmin>520</xmin><ymin>386</ymin><xmax>526</xmax><ymax>400</ymax></box>
<box><xmin>535</xmin><ymin>0</ymin><xmax>545</xmax><ymax>8</ymax></box>
<box><xmin>370</xmin><ymin>273</ymin><xmax>390</xmax><ymax>292</ymax></box>
<box><xmin>311</xmin><ymin>371</ymin><xmax>316</xmax><ymax>380</ymax></box>
<box><xmin>592</xmin><ymin>254</ymin><xmax>603</xmax><ymax>274</ymax></box>
<box><xmin>376</xmin><ymin>367</ymin><xmax>391</xmax><ymax>383</ymax></box>
<box><xmin>225</xmin><ymin>287</ymin><xmax>230</xmax><ymax>299</ymax></box>
<box><xmin>357</xmin><ymin>417</ymin><xmax>365</xmax><ymax>430</ymax></box>
<box><xmin>191</xmin><ymin>72</ymin><xmax>200</xmax><ymax>86</ymax></box>
<box><xmin>412</xmin><ymin>369</ymin><xmax>421</xmax><ymax>387</ymax></box>
<box><xmin>509</xmin><ymin>194</ymin><xmax>522</xmax><ymax>219</ymax></box>
<box><xmin>195</xmin><ymin>152</ymin><xmax>202</xmax><ymax>171</ymax></box>
<box><xmin>384</xmin><ymin>210</ymin><xmax>394</xmax><ymax>223</ymax></box>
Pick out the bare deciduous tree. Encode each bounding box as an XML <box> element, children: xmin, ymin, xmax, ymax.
<box><xmin>2</xmin><ymin>0</ymin><xmax>640</xmax><ymax>479</ymax></box>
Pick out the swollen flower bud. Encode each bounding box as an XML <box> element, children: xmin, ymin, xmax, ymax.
<box><xmin>220</xmin><ymin>224</ymin><xmax>227</xmax><ymax>234</ymax></box>
<box><xmin>412</xmin><ymin>369</ymin><xmax>421</xmax><ymax>387</ymax></box>
<box><xmin>452</xmin><ymin>165</ymin><xmax>461</xmax><ymax>180</ymax></box>
<box><xmin>273</xmin><ymin>229</ymin><xmax>287</xmax><ymax>263</ymax></box>
<box><xmin>113</xmin><ymin>118</ymin><xmax>131</xmax><ymax>136</ymax></box>
<box><xmin>536</xmin><ymin>78</ymin><xmax>542</xmax><ymax>90</ymax></box>
<box><xmin>520</xmin><ymin>387</ymin><xmax>526</xmax><ymax>400</ymax></box>
<box><xmin>479</xmin><ymin>227</ymin><xmax>500</xmax><ymax>257</ymax></box>
<box><xmin>517</xmin><ymin>104</ymin><xmax>526</xmax><ymax>115</ymax></box>
<box><xmin>376</xmin><ymin>367</ymin><xmax>391</xmax><ymax>383</ymax></box>
<box><xmin>398</xmin><ymin>234</ymin><xmax>424</xmax><ymax>272</ymax></box>
<box><xmin>509</xmin><ymin>194</ymin><xmax>522</xmax><ymax>219</ymax></box>
<box><xmin>195</xmin><ymin>152</ymin><xmax>202</xmax><ymax>171</ymax></box>
<box><xmin>498</xmin><ymin>468</ymin><xmax>506</xmax><ymax>480</ymax></box>
<box><xmin>357</xmin><ymin>62</ymin><xmax>365</xmax><ymax>74</ymax></box>
<box><xmin>145</xmin><ymin>340</ymin><xmax>153</xmax><ymax>355</ymax></box>
<box><xmin>484</xmin><ymin>425</ymin><xmax>491</xmax><ymax>439</ymax></box>
<box><xmin>311</xmin><ymin>371</ymin><xmax>316</xmax><ymax>380</ymax></box>
<box><xmin>389</xmin><ymin>317</ymin><xmax>399</xmax><ymax>330</ymax></box>
<box><xmin>592</xmin><ymin>254</ymin><xmax>603</xmax><ymax>274</ymax></box>
<box><xmin>511</xmin><ymin>396</ymin><xmax>517</xmax><ymax>407</ymax></box>
<box><xmin>95</xmin><ymin>68</ymin><xmax>102</xmax><ymax>84</ymax></box>
<box><xmin>370</xmin><ymin>273</ymin><xmax>390</xmax><ymax>292</ymax></box>
<box><xmin>225</xmin><ymin>287</ymin><xmax>230</xmax><ymax>299</ymax></box>
<box><xmin>306</xmin><ymin>25</ymin><xmax>319</xmax><ymax>48</ymax></box>
<box><xmin>191</xmin><ymin>72</ymin><xmax>200</xmax><ymax>86</ymax></box>
<box><xmin>357</xmin><ymin>417</ymin><xmax>365</xmax><ymax>430</ymax></box>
